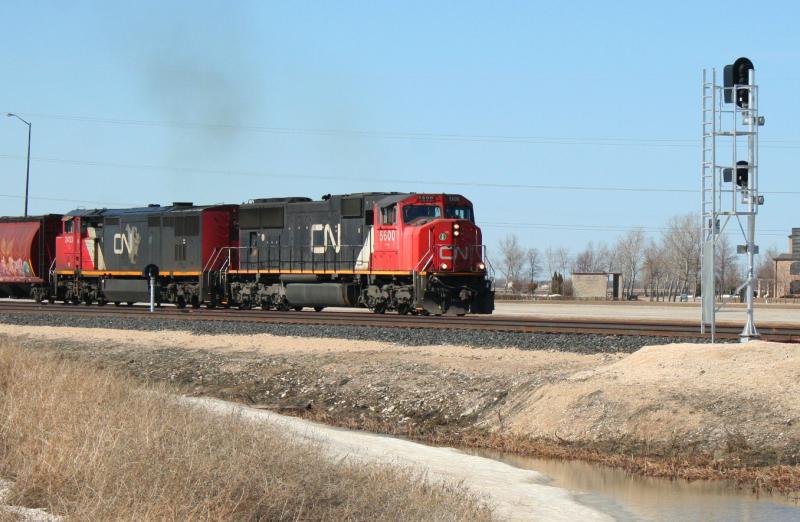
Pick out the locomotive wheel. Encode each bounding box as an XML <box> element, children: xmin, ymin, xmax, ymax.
<box><xmin>238</xmin><ymin>301</ymin><xmax>251</xmax><ymax>310</ymax></box>
<box><xmin>97</xmin><ymin>298</ymin><xmax>107</xmax><ymax>306</ymax></box>
<box><xmin>313</xmin><ymin>306</ymin><xmax>324</xmax><ymax>312</ymax></box>
<box><xmin>371</xmin><ymin>304</ymin><xmax>386</xmax><ymax>314</ymax></box>
<box><xmin>277</xmin><ymin>301</ymin><xmax>290</xmax><ymax>312</ymax></box>
<box><xmin>126</xmin><ymin>302</ymin><xmax>134</xmax><ymax>307</ymax></box>
<box><xmin>114</xmin><ymin>301</ymin><xmax>121</xmax><ymax>307</ymax></box>
<box><xmin>83</xmin><ymin>297</ymin><xmax>93</xmax><ymax>306</ymax></box>
<box><xmin>206</xmin><ymin>299</ymin><xmax>217</xmax><ymax>310</ymax></box>
<box><xmin>190</xmin><ymin>296</ymin><xmax>200</xmax><ymax>309</ymax></box>
<box><xmin>397</xmin><ymin>303</ymin><xmax>411</xmax><ymax>315</ymax></box>
<box><xmin>261</xmin><ymin>301</ymin><xmax>270</xmax><ymax>311</ymax></box>
<box><xmin>71</xmin><ymin>297</ymin><xmax>80</xmax><ymax>305</ymax></box>
<box><xmin>176</xmin><ymin>297</ymin><xmax>187</xmax><ymax>309</ymax></box>
<box><xmin>293</xmin><ymin>306</ymin><xmax>303</xmax><ymax>312</ymax></box>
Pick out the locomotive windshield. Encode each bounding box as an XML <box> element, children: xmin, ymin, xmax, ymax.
<box><xmin>402</xmin><ymin>204</ymin><xmax>442</xmax><ymax>225</ymax></box>
<box><xmin>445</xmin><ymin>205</ymin><xmax>473</xmax><ymax>222</ymax></box>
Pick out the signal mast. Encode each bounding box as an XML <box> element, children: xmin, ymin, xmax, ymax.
<box><xmin>701</xmin><ymin>57</ymin><xmax>765</xmax><ymax>342</ymax></box>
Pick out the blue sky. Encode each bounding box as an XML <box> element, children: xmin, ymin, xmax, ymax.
<box><xmin>1</xmin><ymin>1</ymin><xmax>798</xmax><ymax>255</ymax></box>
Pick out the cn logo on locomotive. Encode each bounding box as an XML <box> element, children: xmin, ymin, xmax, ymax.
<box><xmin>113</xmin><ymin>224</ymin><xmax>141</xmax><ymax>263</ymax></box>
<box><xmin>310</xmin><ymin>223</ymin><xmax>341</xmax><ymax>254</ymax></box>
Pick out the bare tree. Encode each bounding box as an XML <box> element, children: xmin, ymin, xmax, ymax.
<box><xmin>641</xmin><ymin>240</ymin><xmax>667</xmax><ymax>300</ymax></box>
<box><xmin>545</xmin><ymin>246</ymin><xmax>558</xmax><ymax>277</ymax></box>
<box><xmin>716</xmin><ymin>233</ymin><xmax>740</xmax><ymax>296</ymax></box>
<box><xmin>616</xmin><ymin>229</ymin><xmax>646</xmax><ymax>298</ymax></box>
<box><xmin>596</xmin><ymin>241</ymin><xmax>617</xmax><ymax>273</ymax></box>
<box><xmin>756</xmin><ymin>246</ymin><xmax>780</xmax><ymax>297</ymax></box>
<box><xmin>573</xmin><ymin>241</ymin><xmax>599</xmax><ymax>273</ymax></box>
<box><xmin>526</xmin><ymin>247</ymin><xmax>542</xmax><ymax>287</ymax></box>
<box><xmin>572</xmin><ymin>241</ymin><xmax>611</xmax><ymax>272</ymax></box>
<box><xmin>496</xmin><ymin>234</ymin><xmax>525</xmax><ymax>291</ymax></box>
<box><xmin>662</xmin><ymin>213</ymin><xmax>700</xmax><ymax>300</ymax></box>
<box><xmin>555</xmin><ymin>246</ymin><xmax>571</xmax><ymax>276</ymax></box>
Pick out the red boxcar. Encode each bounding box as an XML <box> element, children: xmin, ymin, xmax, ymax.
<box><xmin>0</xmin><ymin>215</ymin><xmax>62</xmax><ymax>299</ymax></box>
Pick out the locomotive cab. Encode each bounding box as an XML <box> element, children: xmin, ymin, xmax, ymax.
<box><xmin>370</xmin><ymin>193</ymin><xmax>493</xmax><ymax>315</ymax></box>
<box><xmin>372</xmin><ymin>194</ymin><xmax>487</xmax><ymax>275</ymax></box>
<box><xmin>56</xmin><ymin>212</ymin><xmax>104</xmax><ymax>274</ymax></box>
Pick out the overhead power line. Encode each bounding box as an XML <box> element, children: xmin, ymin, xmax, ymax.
<box><xmin>9</xmin><ymin>111</ymin><xmax>800</xmax><ymax>149</ymax></box>
<box><xmin>0</xmin><ymin>193</ymin><xmax>140</xmax><ymax>206</ymax></box>
<box><xmin>2</xmin><ymin>153</ymin><xmax>799</xmax><ymax>195</ymax></box>
<box><xmin>482</xmin><ymin>221</ymin><xmax>789</xmax><ymax>237</ymax></box>
<box><xmin>0</xmin><ymin>191</ymin><xmax>788</xmax><ymax>237</ymax></box>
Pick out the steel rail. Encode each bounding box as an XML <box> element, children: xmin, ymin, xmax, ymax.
<box><xmin>1</xmin><ymin>301</ymin><xmax>799</xmax><ymax>342</ymax></box>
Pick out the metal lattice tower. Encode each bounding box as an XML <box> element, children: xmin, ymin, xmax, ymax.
<box><xmin>701</xmin><ymin>58</ymin><xmax>765</xmax><ymax>342</ymax></box>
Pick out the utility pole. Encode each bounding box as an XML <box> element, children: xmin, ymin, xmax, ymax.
<box><xmin>6</xmin><ymin>113</ymin><xmax>32</xmax><ymax>217</ymax></box>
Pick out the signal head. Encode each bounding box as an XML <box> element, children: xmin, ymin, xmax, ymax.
<box><xmin>723</xmin><ymin>57</ymin><xmax>754</xmax><ymax>107</ymax></box>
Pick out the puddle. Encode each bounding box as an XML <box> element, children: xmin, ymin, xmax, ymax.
<box><xmin>467</xmin><ymin>449</ymin><xmax>800</xmax><ymax>522</ymax></box>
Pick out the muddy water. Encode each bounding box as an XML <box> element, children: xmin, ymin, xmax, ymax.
<box><xmin>188</xmin><ymin>396</ymin><xmax>800</xmax><ymax>521</ymax></box>
<box><xmin>469</xmin><ymin>449</ymin><xmax>800</xmax><ymax>521</ymax></box>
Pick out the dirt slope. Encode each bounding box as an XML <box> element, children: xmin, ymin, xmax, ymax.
<box><xmin>502</xmin><ymin>341</ymin><xmax>800</xmax><ymax>463</ymax></box>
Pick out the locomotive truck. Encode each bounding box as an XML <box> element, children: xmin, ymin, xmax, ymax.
<box><xmin>0</xmin><ymin>192</ymin><xmax>494</xmax><ymax>315</ymax></box>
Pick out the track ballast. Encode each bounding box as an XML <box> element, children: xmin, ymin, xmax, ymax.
<box><xmin>1</xmin><ymin>301</ymin><xmax>798</xmax><ymax>342</ymax></box>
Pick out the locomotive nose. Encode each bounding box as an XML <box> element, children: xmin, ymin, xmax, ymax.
<box><xmin>432</xmin><ymin>219</ymin><xmax>478</xmax><ymax>272</ymax></box>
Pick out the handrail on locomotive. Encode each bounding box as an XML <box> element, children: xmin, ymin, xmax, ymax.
<box><xmin>202</xmin><ymin>243</ymin><xmax>490</xmax><ymax>275</ymax></box>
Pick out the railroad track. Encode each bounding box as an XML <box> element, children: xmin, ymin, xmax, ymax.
<box><xmin>1</xmin><ymin>301</ymin><xmax>799</xmax><ymax>342</ymax></box>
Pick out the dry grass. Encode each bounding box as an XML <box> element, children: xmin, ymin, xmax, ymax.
<box><xmin>0</xmin><ymin>343</ymin><xmax>493</xmax><ymax>521</ymax></box>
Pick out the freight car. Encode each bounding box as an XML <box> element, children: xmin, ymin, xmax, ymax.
<box><xmin>52</xmin><ymin>203</ymin><xmax>237</xmax><ymax>307</ymax></box>
<box><xmin>0</xmin><ymin>215</ymin><xmax>61</xmax><ymax>301</ymax></box>
<box><xmin>226</xmin><ymin>192</ymin><xmax>494</xmax><ymax>315</ymax></box>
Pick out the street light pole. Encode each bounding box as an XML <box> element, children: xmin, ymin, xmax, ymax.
<box><xmin>6</xmin><ymin>113</ymin><xmax>31</xmax><ymax>217</ymax></box>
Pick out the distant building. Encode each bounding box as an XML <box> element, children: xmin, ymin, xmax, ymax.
<box><xmin>572</xmin><ymin>272</ymin><xmax>623</xmax><ymax>300</ymax></box>
<box><xmin>774</xmin><ymin>228</ymin><xmax>800</xmax><ymax>296</ymax></box>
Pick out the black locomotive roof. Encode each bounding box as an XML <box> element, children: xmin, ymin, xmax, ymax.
<box><xmin>249</xmin><ymin>197</ymin><xmax>312</xmax><ymax>204</ymax></box>
<box><xmin>241</xmin><ymin>192</ymin><xmax>411</xmax><ymax>208</ymax></box>
<box><xmin>65</xmin><ymin>203</ymin><xmax>231</xmax><ymax>218</ymax></box>
<box><xmin>375</xmin><ymin>194</ymin><xmax>411</xmax><ymax>208</ymax></box>
<box><xmin>0</xmin><ymin>214</ymin><xmax>62</xmax><ymax>223</ymax></box>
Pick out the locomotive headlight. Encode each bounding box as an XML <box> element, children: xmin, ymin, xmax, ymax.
<box><xmin>478</xmin><ymin>262</ymin><xmax>486</xmax><ymax>271</ymax></box>
<box><xmin>440</xmin><ymin>262</ymin><xmax>448</xmax><ymax>270</ymax></box>
<box><xmin>453</xmin><ymin>223</ymin><xmax>460</xmax><ymax>230</ymax></box>
<box><xmin>453</xmin><ymin>230</ymin><xmax>460</xmax><ymax>237</ymax></box>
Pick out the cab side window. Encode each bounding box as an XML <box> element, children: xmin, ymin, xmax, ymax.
<box><xmin>381</xmin><ymin>204</ymin><xmax>397</xmax><ymax>225</ymax></box>
<box><xmin>249</xmin><ymin>231</ymin><xmax>258</xmax><ymax>257</ymax></box>
<box><xmin>65</xmin><ymin>220</ymin><xmax>74</xmax><ymax>233</ymax></box>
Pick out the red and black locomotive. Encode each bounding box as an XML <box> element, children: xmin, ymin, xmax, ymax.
<box><xmin>0</xmin><ymin>192</ymin><xmax>494</xmax><ymax>315</ymax></box>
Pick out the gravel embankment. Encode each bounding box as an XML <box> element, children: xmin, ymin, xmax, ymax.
<box><xmin>0</xmin><ymin>312</ymin><xmax>708</xmax><ymax>353</ymax></box>
<box><xmin>2</xmin><ymin>323</ymin><xmax>797</xmax><ymax>494</ymax></box>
